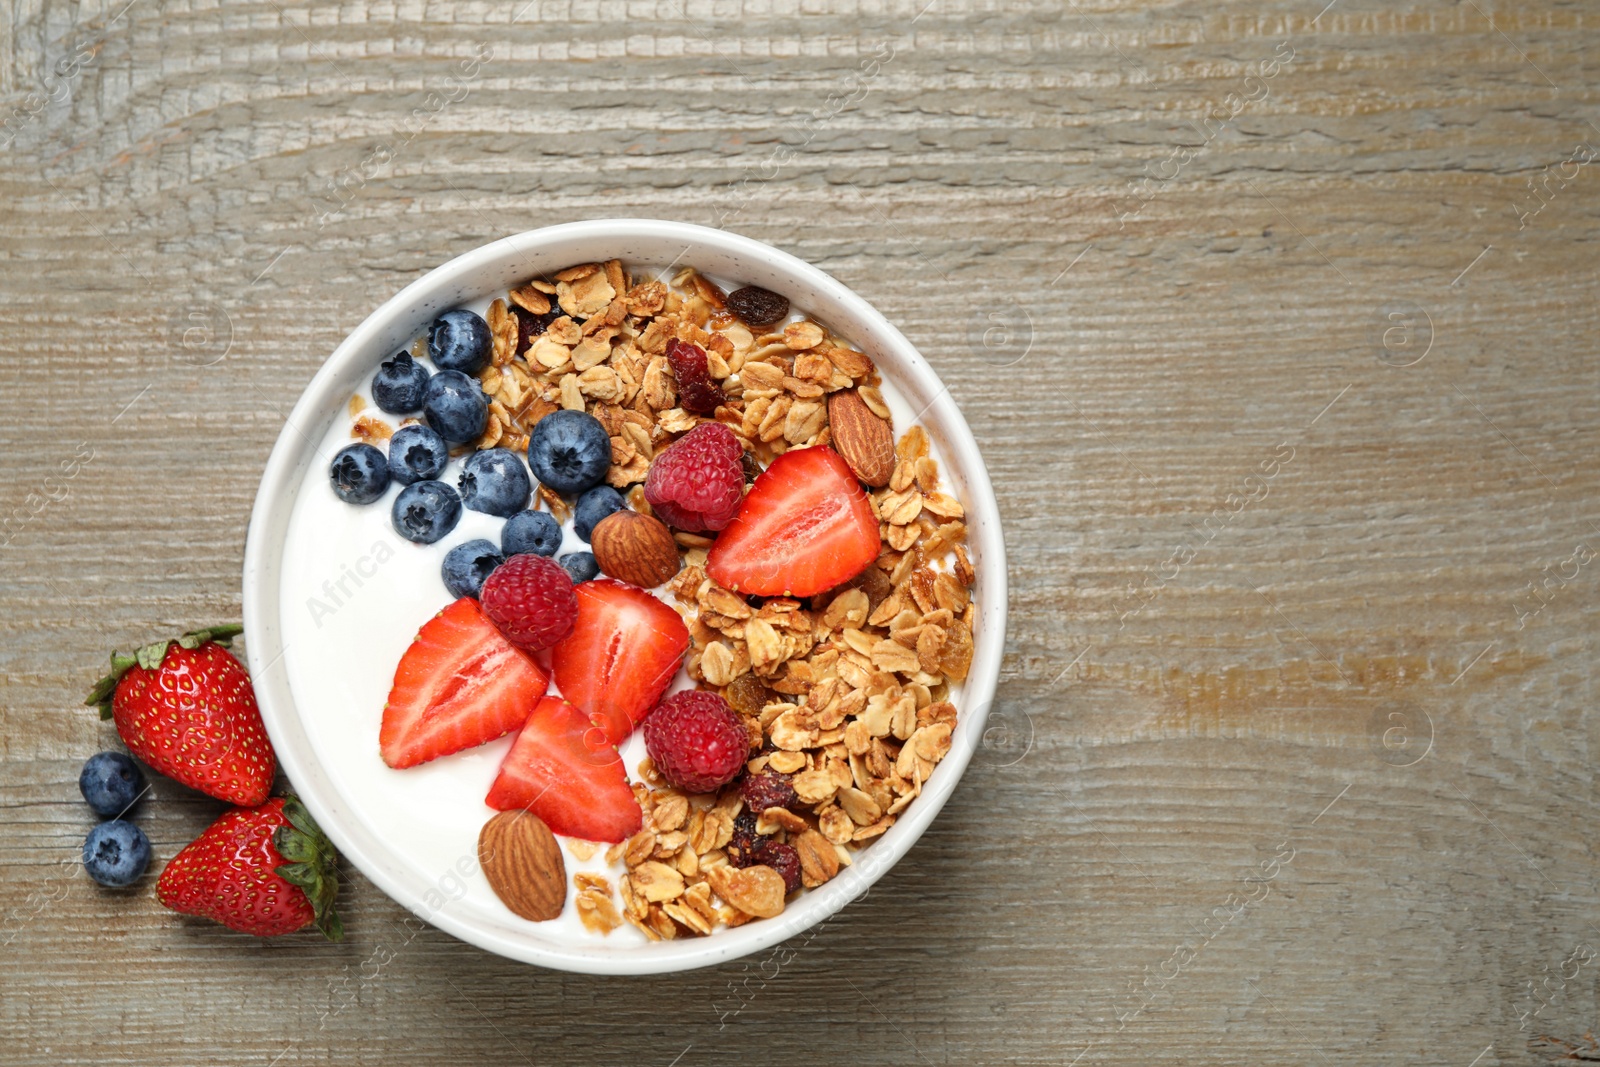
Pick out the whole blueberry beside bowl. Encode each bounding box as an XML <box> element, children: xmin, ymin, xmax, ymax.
<box><xmin>78</xmin><ymin>751</ymin><xmax>145</xmax><ymax>817</ymax></box>
<box><xmin>527</xmin><ymin>409</ymin><xmax>611</xmax><ymax>495</ymax></box>
<box><xmin>429</xmin><ymin>309</ymin><xmax>492</xmax><ymax>374</ymax></box>
<box><xmin>574</xmin><ymin>485</ymin><xmax>626</xmax><ymax>541</ymax></box>
<box><xmin>388</xmin><ymin>424</ymin><xmax>449</xmax><ymax>485</ymax></box>
<box><xmin>392</xmin><ymin>480</ymin><xmax>463</xmax><ymax>544</ymax></box>
<box><xmin>424</xmin><ymin>370</ymin><xmax>488</xmax><ymax>445</ymax></box>
<box><xmin>82</xmin><ymin>820</ymin><xmax>151</xmax><ymax>887</ymax></box>
<box><xmin>558</xmin><ymin>551</ymin><xmax>599</xmax><ymax>583</ymax></box>
<box><xmin>371</xmin><ymin>351</ymin><xmax>430</xmax><ymax>414</ymax></box>
<box><xmin>502</xmin><ymin>510</ymin><xmax>562</xmax><ymax>557</ymax></box>
<box><xmin>459</xmin><ymin>448</ymin><xmax>532</xmax><ymax>517</ymax></box>
<box><xmin>330</xmin><ymin>443</ymin><xmax>390</xmax><ymax>504</ymax></box>
<box><xmin>442</xmin><ymin>539</ymin><xmax>504</xmax><ymax>599</ymax></box>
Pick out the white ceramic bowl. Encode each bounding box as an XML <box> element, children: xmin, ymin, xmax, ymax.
<box><xmin>242</xmin><ymin>219</ymin><xmax>1006</xmax><ymax>973</ymax></box>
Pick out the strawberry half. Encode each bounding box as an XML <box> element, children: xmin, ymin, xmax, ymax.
<box><xmin>85</xmin><ymin>624</ymin><xmax>275</xmax><ymax>807</ymax></box>
<box><xmin>158</xmin><ymin>795</ymin><xmax>342</xmax><ymax>939</ymax></box>
<box><xmin>486</xmin><ymin>696</ymin><xmax>643</xmax><ymax>842</ymax></box>
<box><xmin>706</xmin><ymin>445</ymin><xmax>880</xmax><ymax>598</ymax></box>
<box><xmin>551</xmin><ymin>579</ymin><xmax>690</xmax><ymax>745</ymax></box>
<box><xmin>380</xmin><ymin>598</ymin><xmax>550</xmax><ymax>769</ymax></box>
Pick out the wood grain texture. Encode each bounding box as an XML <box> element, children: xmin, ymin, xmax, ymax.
<box><xmin>2</xmin><ymin>0</ymin><xmax>1598</xmax><ymax>1062</ymax></box>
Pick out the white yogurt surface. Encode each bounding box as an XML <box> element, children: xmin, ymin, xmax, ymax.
<box><xmin>278</xmin><ymin>269</ymin><xmax>954</xmax><ymax>947</ymax></box>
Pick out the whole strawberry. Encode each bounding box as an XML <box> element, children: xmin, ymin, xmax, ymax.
<box><xmin>158</xmin><ymin>796</ymin><xmax>342</xmax><ymax>940</ymax></box>
<box><xmin>84</xmin><ymin>624</ymin><xmax>275</xmax><ymax>806</ymax></box>
<box><xmin>643</xmin><ymin>421</ymin><xmax>744</xmax><ymax>532</ymax></box>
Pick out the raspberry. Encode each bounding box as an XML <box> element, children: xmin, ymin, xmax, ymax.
<box><xmin>643</xmin><ymin>422</ymin><xmax>745</xmax><ymax>533</ymax></box>
<box><xmin>641</xmin><ymin>690</ymin><xmax>748</xmax><ymax>793</ymax></box>
<box><xmin>479</xmin><ymin>553</ymin><xmax>579</xmax><ymax>652</ymax></box>
<box><xmin>754</xmin><ymin>840</ymin><xmax>802</xmax><ymax>894</ymax></box>
<box><xmin>666</xmin><ymin>339</ymin><xmax>723</xmax><ymax>415</ymax></box>
<box><xmin>739</xmin><ymin>771</ymin><xmax>801</xmax><ymax>814</ymax></box>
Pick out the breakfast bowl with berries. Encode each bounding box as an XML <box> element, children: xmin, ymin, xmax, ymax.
<box><xmin>243</xmin><ymin>220</ymin><xmax>1005</xmax><ymax>973</ymax></box>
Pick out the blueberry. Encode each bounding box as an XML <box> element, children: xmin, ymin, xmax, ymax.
<box><xmin>78</xmin><ymin>752</ymin><xmax>145</xmax><ymax>817</ymax></box>
<box><xmin>527</xmin><ymin>409</ymin><xmax>611</xmax><ymax>495</ymax></box>
<box><xmin>388</xmin><ymin>424</ymin><xmax>449</xmax><ymax>485</ymax></box>
<box><xmin>424</xmin><ymin>370</ymin><xmax>488</xmax><ymax>445</ymax></box>
<box><xmin>442</xmin><ymin>539</ymin><xmax>504</xmax><ymax>599</ymax></box>
<box><xmin>330</xmin><ymin>443</ymin><xmax>390</xmax><ymax>504</ymax></box>
<box><xmin>502</xmin><ymin>510</ymin><xmax>563</xmax><ymax>557</ymax></box>
<box><xmin>574</xmin><ymin>486</ymin><xmax>627</xmax><ymax>542</ymax></box>
<box><xmin>459</xmin><ymin>448</ymin><xmax>532</xmax><ymax>518</ymax></box>
<box><xmin>372</xmin><ymin>351</ymin><xmax>430</xmax><ymax>414</ymax></box>
<box><xmin>391</xmin><ymin>480</ymin><xmax>463</xmax><ymax>544</ymax></box>
<box><xmin>559</xmin><ymin>551</ymin><xmax>599</xmax><ymax>583</ymax></box>
<box><xmin>82</xmin><ymin>820</ymin><xmax>151</xmax><ymax>887</ymax></box>
<box><xmin>429</xmin><ymin>309</ymin><xmax>492</xmax><ymax>374</ymax></box>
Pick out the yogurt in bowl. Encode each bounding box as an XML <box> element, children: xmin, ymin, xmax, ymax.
<box><xmin>243</xmin><ymin>220</ymin><xmax>1005</xmax><ymax>974</ymax></box>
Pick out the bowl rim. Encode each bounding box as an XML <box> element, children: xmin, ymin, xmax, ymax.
<box><xmin>242</xmin><ymin>219</ymin><xmax>1007</xmax><ymax>974</ymax></box>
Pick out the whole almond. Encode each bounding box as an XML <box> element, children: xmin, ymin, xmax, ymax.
<box><xmin>478</xmin><ymin>811</ymin><xmax>567</xmax><ymax>922</ymax></box>
<box><xmin>591</xmin><ymin>509</ymin><xmax>682</xmax><ymax>588</ymax></box>
<box><xmin>827</xmin><ymin>389</ymin><xmax>895</xmax><ymax>487</ymax></box>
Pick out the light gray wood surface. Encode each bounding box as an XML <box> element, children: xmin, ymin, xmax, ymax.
<box><xmin>3</xmin><ymin>0</ymin><xmax>1598</xmax><ymax>1063</ymax></box>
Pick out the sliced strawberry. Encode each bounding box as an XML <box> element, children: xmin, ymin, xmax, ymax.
<box><xmin>550</xmin><ymin>579</ymin><xmax>690</xmax><ymax>745</ymax></box>
<box><xmin>485</xmin><ymin>696</ymin><xmax>643</xmax><ymax>842</ymax></box>
<box><xmin>380</xmin><ymin>598</ymin><xmax>550</xmax><ymax>769</ymax></box>
<box><xmin>706</xmin><ymin>445</ymin><xmax>879</xmax><ymax>598</ymax></box>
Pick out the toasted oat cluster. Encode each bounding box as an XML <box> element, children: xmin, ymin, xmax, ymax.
<box><xmin>471</xmin><ymin>262</ymin><xmax>890</xmax><ymax>496</ymax></box>
<box><xmin>356</xmin><ymin>259</ymin><xmax>978</xmax><ymax>940</ymax></box>
<box><xmin>464</xmin><ymin>261</ymin><xmax>977</xmax><ymax>940</ymax></box>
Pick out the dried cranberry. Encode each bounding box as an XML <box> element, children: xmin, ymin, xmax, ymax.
<box><xmin>512</xmin><ymin>304</ymin><xmax>561</xmax><ymax>354</ymax></box>
<box><xmin>740</xmin><ymin>771</ymin><xmax>801</xmax><ymax>815</ymax></box>
<box><xmin>666</xmin><ymin>339</ymin><xmax>722</xmax><ymax>415</ymax></box>
<box><xmin>755</xmin><ymin>840</ymin><xmax>802</xmax><ymax>894</ymax></box>
<box><xmin>726</xmin><ymin>286</ymin><xmax>790</xmax><ymax>328</ymax></box>
<box><xmin>727</xmin><ymin>810</ymin><xmax>765</xmax><ymax>868</ymax></box>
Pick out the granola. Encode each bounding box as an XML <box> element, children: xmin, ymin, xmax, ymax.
<box><xmin>352</xmin><ymin>260</ymin><xmax>977</xmax><ymax>939</ymax></box>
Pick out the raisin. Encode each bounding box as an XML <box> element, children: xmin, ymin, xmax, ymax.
<box><xmin>666</xmin><ymin>338</ymin><xmax>722</xmax><ymax>415</ymax></box>
<box><xmin>739</xmin><ymin>771</ymin><xmax>801</xmax><ymax>814</ymax></box>
<box><xmin>725</xmin><ymin>673</ymin><xmax>776</xmax><ymax>718</ymax></box>
<box><xmin>726</xmin><ymin>286</ymin><xmax>790</xmax><ymax>329</ymax></box>
<box><xmin>512</xmin><ymin>304</ymin><xmax>561</xmax><ymax>354</ymax></box>
<box><xmin>855</xmin><ymin>565</ymin><xmax>894</xmax><ymax>613</ymax></box>
<box><xmin>727</xmin><ymin>810</ymin><xmax>766</xmax><ymax>868</ymax></box>
<box><xmin>810</xmin><ymin>564</ymin><xmax>894</xmax><ymax>613</ymax></box>
<box><xmin>754</xmin><ymin>841</ymin><xmax>803</xmax><ymax>894</ymax></box>
<box><xmin>740</xmin><ymin>450</ymin><xmax>763</xmax><ymax>485</ymax></box>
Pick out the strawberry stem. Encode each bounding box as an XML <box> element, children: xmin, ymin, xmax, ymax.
<box><xmin>274</xmin><ymin>795</ymin><xmax>343</xmax><ymax>942</ymax></box>
<box><xmin>84</xmin><ymin>624</ymin><xmax>245</xmax><ymax>720</ymax></box>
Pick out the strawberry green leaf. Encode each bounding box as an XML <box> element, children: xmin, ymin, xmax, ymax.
<box><xmin>176</xmin><ymin>624</ymin><xmax>244</xmax><ymax>650</ymax></box>
<box><xmin>274</xmin><ymin>795</ymin><xmax>343</xmax><ymax>942</ymax></box>
<box><xmin>84</xmin><ymin>652</ymin><xmax>139</xmax><ymax>720</ymax></box>
<box><xmin>83</xmin><ymin>625</ymin><xmax>244</xmax><ymax>720</ymax></box>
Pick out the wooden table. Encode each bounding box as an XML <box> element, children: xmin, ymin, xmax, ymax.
<box><xmin>3</xmin><ymin>0</ymin><xmax>1597</xmax><ymax>1062</ymax></box>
